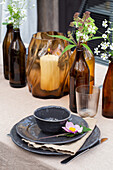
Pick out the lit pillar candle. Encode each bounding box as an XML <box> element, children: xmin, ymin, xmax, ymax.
<box><xmin>40</xmin><ymin>54</ymin><xmax>60</xmax><ymax>91</ymax></box>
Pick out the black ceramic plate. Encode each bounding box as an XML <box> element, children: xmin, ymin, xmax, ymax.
<box><xmin>10</xmin><ymin>124</ymin><xmax>100</xmax><ymax>156</ymax></box>
<box><xmin>16</xmin><ymin>115</ymin><xmax>88</xmax><ymax>144</ymax></box>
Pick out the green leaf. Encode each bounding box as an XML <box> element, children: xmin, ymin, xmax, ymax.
<box><xmin>61</xmin><ymin>44</ymin><xmax>76</xmax><ymax>56</ymax></box>
<box><xmin>88</xmin><ymin>36</ymin><xmax>103</xmax><ymax>41</ymax></box>
<box><xmin>81</xmin><ymin>43</ymin><xmax>93</xmax><ymax>54</ymax></box>
<box><xmin>78</xmin><ymin>22</ymin><xmax>82</xmax><ymax>26</ymax></box>
<box><xmin>66</xmin><ymin>133</ymin><xmax>75</xmax><ymax>137</ymax></box>
<box><xmin>88</xmin><ymin>17</ymin><xmax>94</xmax><ymax>22</ymax></box>
<box><xmin>2</xmin><ymin>22</ymin><xmax>8</xmax><ymax>25</ymax></box>
<box><xmin>48</xmin><ymin>34</ymin><xmax>76</xmax><ymax>44</ymax></box>
<box><xmin>83</xmin><ymin>126</ymin><xmax>91</xmax><ymax>132</ymax></box>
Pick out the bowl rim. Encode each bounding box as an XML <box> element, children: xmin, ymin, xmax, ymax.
<box><xmin>33</xmin><ymin>105</ymin><xmax>71</xmax><ymax>123</ymax></box>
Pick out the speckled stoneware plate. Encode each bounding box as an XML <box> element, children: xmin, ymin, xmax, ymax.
<box><xmin>16</xmin><ymin>114</ymin><xmax>88</xmax><ymax>144</ymax></box>
<box><xmin>10</xmin><ymin>125</ymin><xmax>100</xmax><ymax>156</ymax></box>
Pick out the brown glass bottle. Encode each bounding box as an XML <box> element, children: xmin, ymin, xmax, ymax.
<box><xmin>9</xmin><ymin>28</ymin><xmax>26</xmax><ymax>88</ymax></box>
<box><xmin>102</xmin><ymin>61</ymin><xmax>113</xmax><ymax>118</ymax></box>
<box><xmin>69</xmin><ymin>46</ymin><xmax>90</xmax><ymax>113</ymax></box>
<box><xmin>85</xmin><ymin>48</ymin><xmax>95</xmax><ymax>86</ymax></box>
<box><xmin>3</xmin><ymin>24</ymin><xmax>13</xmax><ymax>80</ymax></box>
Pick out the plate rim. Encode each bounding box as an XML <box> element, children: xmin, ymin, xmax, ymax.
<box><xmin>10</xmin><ymin>124</ymin><xmax>101</xmax><ymax>156</ymax></box>
<box><xmin>16</xmin><ymin>114</ymin><xmax>88</xmax><ymax>144</ymax></box>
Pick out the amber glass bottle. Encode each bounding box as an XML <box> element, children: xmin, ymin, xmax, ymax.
<box><xmin>3</xmin><ymin>24</ymin><xmax>13</xmax><ymax>80</ymax></box>
<box><xmin>9</xmin><ymin>28</ymin><xmax>26</xmax><ymax>88</ymax></box>
<box><xmin>85</xmin><ymin>48</ymin><xmax>95</xmax><ymax>86</ymax></box>
<box><xmin>102</xmin><ymin>61</ymin><xmax>113</xmax><ymax>118</ymax></box>
<box><xmin>69</xmin><ymin>46</ymin><xmax>90</xmax><ymax>113</ymax></box>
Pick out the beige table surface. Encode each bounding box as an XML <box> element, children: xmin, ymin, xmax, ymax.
<box><xmin>0</xmin><ymin>63</ymin><xmax>113</xmax><ymax>170</ymax></box>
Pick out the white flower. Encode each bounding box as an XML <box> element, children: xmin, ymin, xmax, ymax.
<box><xmin>94</xmin><ymin>48</ymin><xmax>100</xmax><ymax>55</ymax></box>
<box><xmin>100</xmin><ymin>42</ymin><xmax>109</xmax><ymax>50</ymax></box>
<box><xmin>108</xmin><ymin>53</ymin><xmax>111</xmax><ymax>57</ymax></box>
<box><xmin>102</xmin><ymin>20</ymin><xmax>108</xmax><ymax>28</ymax></box>
<box><xmin>110</xmin><ymin>28</ymin><xmax>113</xmax><ymax>31</ymax></box>
<box><xmin>12</xmin><ymin>2</ymin><xmax>16</xmax><ymax>7</ymax></box>
<box><xmin>106</xmin><ymin>42</ymin><xmax>110</xmax><ymax>47</ymax></box>
<box><xmin>102</xmin><ymin>34</ymin><xmax>107</xmax><ymax>39</ymax></box>
<box><xmin>110</xmin><ymin>43</ymin><xmax>113</xmax><ymax>50</ymax></box>
<box><xmin>76</xmin><ymin>31</ymin><xmax>83</xmax><ymax>41</ymax></box>
<box><xmin>13</xmin><ymin>8</ymin><xmax>18</xmax><ymax>13</ymax></box>
<box><xmin>76</xmin><ymin>31</ymin><xmax>83</xmax><ymax>37</ymax></box>
<box><xmin>88</xmin><ymin>25</ymin><xmax>96</xmax><ymax>33</ymax></box>
<box><xmin>104</xmin><ymin>42</ymin><xmax>110</xmax><ymax>47</ymax></box>
<box><xmin>83</xmin><ymin>34</ymin><xmax>89</xmax><ymax>41</ymax></box>
<box><xmin>21</xmin><ymin>9</ymin><xmax>27</xmax><ymax>16</ymax></box>
<box><xmin>101</xmin><ymin>53</ymin><xmax>108</xmax><ymax>60</ymax></box>
<box><xmin>105</xmin><ymin>28</ymin><xmax>111</xmax><ymax>34</ymax></box>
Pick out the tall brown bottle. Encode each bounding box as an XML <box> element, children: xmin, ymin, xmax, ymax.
<box><xmin>69</xmin><ymin>46</ymin><xmax>90</xmax><ymax>113</ymax></box>
<box><xmin>102</xmin><ymin>61</ymin><xmax>113</xmax><ymax>118</ymax></box>
<box><xmin>9</xmin><ymin>28</ymin><xmax>26</xmax><ymax>88</ymax></box>
<box><xmin>3</xmin><ymin>24</ymin><xmax>13</xmax><ymax>80</ymax></box>
<box><xmin>85</xmin><ymin>48</ymin><xmax>95</xmax><ymax>86</ymax></box>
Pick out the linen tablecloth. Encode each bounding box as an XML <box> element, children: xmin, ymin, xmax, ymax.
<box><xmin>1</xmin><ymin>63</ymin><xmax>113</xmax><ymax>170</ymax></box>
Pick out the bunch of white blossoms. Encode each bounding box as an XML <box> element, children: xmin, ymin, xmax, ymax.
<box><xmin>75</xmin><ymin>20</ymin><xmax>98</xmax><ymax>43</ymax></box>
<box><xmin>94</xmin><ymin>19</ymin><xmax>113</xmax><ymax>60</ymax></box>
<box><xmin>69</xmin><ymin>11</ymin><xmax>98</xmax><ymax>46</ymax></box>
<box><xmin>76</xmin><ymin>24</ymin><xmax>97</xmax><ymax>43</ymax></box>
<box><xmin>2</xmin><ymin>0</ymin><xmax>35</xmax><ymax>28</ymax></box>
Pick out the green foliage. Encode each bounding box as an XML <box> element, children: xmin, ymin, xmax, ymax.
<box><xmin>81</xmin><ymin>43</ymin><xmax>93</xmax><ymax>54</ymax></box>
<box><xmin>48</xmin><ymin>11</ymin><xmax>102</xmax><ymax>57</ymax></box>
<box><xmin>82</xmin><ymin>126</ymin><xmax>91</xmax><ymax>132</ymax></box>
<box><xmin>88</xmin><ymin>36</ymin><xmax>103</xmax><ymax>41</ymax></box>
<box><xmin>61</xmin><ymin>44</ymin><xmax>76</xmax><ymax>56</ymax></box>
<box><xmin>2</xmin><ymin>0</ymin><xmax>35</xmax><ymax>28</ymax></box>
<box><xmin>48</xmin><ymin>34</ymin><xmax>76</xmax><ymax>45</ymax></box>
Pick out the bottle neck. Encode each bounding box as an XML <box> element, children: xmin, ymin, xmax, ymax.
<box><xmin>13</xmin><ymin>28</ymin><xmax>21</xmax><ymax>40</ymax></box>
<box><xmin>76</xmin><ymin>46</ymin><xmax>85</xmax><ymax>61</ymax></box>
<box><xmin>7</xmin><ymin>24</ymin><xmax>13</xmax><ymax>32</ymax></box>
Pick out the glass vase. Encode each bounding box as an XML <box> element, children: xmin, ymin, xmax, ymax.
<box><xmin>69</xmin><ymin>46</ymin><xmax>90</xmax><ymax>113</ymax></box>
<box><xmin>2</xmin><ymin>24</ymin><xmax>13</xmax><ymax>80</ymax></box>
<box><xmin>26</xmin><ymin>31</ymin><xmax>70</xmax><ymax>98</ymax></box>
<box><xmin>9</xmin><ymin>28</ymin><xmax>26</xmax><ymax>88</ymax></box>
<box><xmin>102</xmin><ymin>61</ymin><xmax>113</xmax><ymax>118</ymax></box>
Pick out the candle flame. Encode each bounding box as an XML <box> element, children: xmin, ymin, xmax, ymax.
<box><xmin>48</xmin><ymin>48</ymin><xmax>51</xmax><ymax>53</ymax></box>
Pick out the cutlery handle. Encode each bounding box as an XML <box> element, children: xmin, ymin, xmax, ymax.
<box><xmin>61</xmin><ymin>140</ymin><xmax>101</xmax><ymax>164</ymax></box>
<box><xmin>61</xmin><ymin>148</ymin><xmax>89</xmax><ymax>164</ymax></box>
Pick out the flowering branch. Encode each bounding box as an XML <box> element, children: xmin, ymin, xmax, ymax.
<box><xmin>62</xmin><ymin>121</ymin><xmax>91</xmax><ymax>137</ymax></box>
<box><xmin>2</xmin><ymin>0</ymin><xmax>35</xmax><ymax>28</ymax></box>
<box><xmin>94</xmin><ymin>19</ymin><xmax>113</xmax><ymax>61</ymax></box>
<box><xmin>49</xmin><ymin>11</ymin><xmax>102</xmax><ymax>55</ymax></box>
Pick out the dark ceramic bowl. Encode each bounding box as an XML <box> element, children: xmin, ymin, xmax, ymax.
<box><xmin>34</xmin><ymin>106</ymin><xmax>71</xmax><ymax>134</ymax></box>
